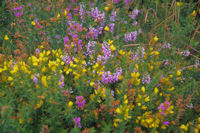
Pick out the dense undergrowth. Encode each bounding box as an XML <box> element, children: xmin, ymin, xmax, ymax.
<box><xmin>0</xmin><ymin>0</ymin><xmax>200</xmax><ymax>132</ymax></box>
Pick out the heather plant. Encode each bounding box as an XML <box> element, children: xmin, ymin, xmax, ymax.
<box><xmin>0</xmin><ymin>0</ymin><xmax>200</xmax><ymax>133</ymax></box>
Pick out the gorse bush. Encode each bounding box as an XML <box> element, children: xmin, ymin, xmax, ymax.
<box><xmin>0</xmin><ymin>0</ymin><xmax>200</xmax><ymax>133</ymax></box>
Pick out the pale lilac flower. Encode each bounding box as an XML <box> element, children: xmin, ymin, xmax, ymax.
<box><xmin>108</xmin><ymin>23</ymin><xmax>115</xmax><ymax>33</ymax></box>
<box><xmin>129</xmin><ymin>9</ymin><xmax>139</xmax><ymax>20</ymax></box>
<box><xmin>125</xmin><ymin>31</ymin><xmax>137</xmax><ymax>42</ymax></box>
<box><xmin>142</xmin><ymin>74</ymin><xmax>151</xmax><ymax>84</ymax></box>
<box><xmin>85</xmin><ymin>41</ymin><xmax>96</xmax><ymax>56</ymax></box>
<box><xmin>35</xmin><ymin>48</ymin><xmax>40</xmax><ymax>54</ymax></box>
<box><xmin>110</xmin><ymin>11</ymin><xmax>117</xmax><ymax>22</ymax></box>
<box><xmin>132</xmin><ymin>21</ymin><xmax>138</xmax><ymax>26</ymax></box>
<box><xmin>62</xmin><ymin>54</ymin><xmax>72</xmax><ymax>65</ymax></box>
<box><xmin>58</xmin><ymin>74</ymin><xmax>64</xmax><ymax>89</ymax></box>
<box><xmin>180</xmin><ymin>50</ymin><xmax>190</xmax><ymax>57</ymax></box>
<box><xmin>87</xmin><ymin>27</ymin><xmax>99</xmax><ymax>39</ymax></box>
<box><xmin>101</xmin><ymin>71</ymin><xmax>113</xmax><ymax>84</ymax></box>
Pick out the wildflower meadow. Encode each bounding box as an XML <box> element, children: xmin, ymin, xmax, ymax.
<box><xmin>0</xmin><ymin>0</ymin><xmax>200</xmax><ymax>132</ymax></box>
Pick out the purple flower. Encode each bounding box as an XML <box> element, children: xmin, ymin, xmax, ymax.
<box><xmin>73</xmin><ymin>117</ymin><xmax>81</xmax><ymax>128</ymax></box>
<box><xmin>113</xmin><ymin>67</ymin><xmax>123</xmax><ymax>82</ymax></box>
<box><xmin>79</xmin><ymin>4</ymin><xmax>85</xmax><ymax>21</ymax></box>
<box><xmin>14</xmin><ymin>11</ymin><xmax>23</xmax><ymax>17</ymax></box>
<box><xmin>33</xmin><ymin>73</ymin><xmax>39</xmax><ymax>84</ymax></box>
<box><xmin>111</xmin><ymin>90</ymin><xmax>114</xmax><ymax>96</ymax></box>
<box><xmin>97</xmin><ymin>42</ymin><xmax>113</xmax><ymax>65</ymax></box>
<box><xmin>87</xmin><ymin>27</ymin><xmax>99</xmax><ymax>39</ymax></box>
<box><xmin>158</xmin><ymin>101</ymin><xmax>170</xmax><ymax>111</ymax></box>
<box><xmin>58</xmin><ymin>75</ymin><xmax>64</xmax><ymax>89</ymax></box>
<box><xmin>110</xmin><ymin>11</ymin><xmax>117</xmax><ymax>22</ymax></box>
<box><xmin>180</xmin><ymin>50</ymin><xmax>190</xmax><ymax>57</ymax></box>
<box><xmin>162</xmin><ymin>43</ymin><xmax>172</xmax><ymax>50</ymax></box>
<box><xmin>35</xmin><ymin>48</ymin><xmax>40</xmax><ymax>54</ymax></box>
<box><xmin>76</xmin><ymin>96</ymin><xmax>86</xmax><ymax>109</ymax></box>
<box><xmin>56</xmin><ymin>35</ymin><xmax>60</xmax><ymax>40</ymax></box>
<box><xmin>114</xmin><ymin>0</ymin><xmax>118</xmax><ymax>3</ymax></box>
<box><xmin>132</xmin><ymin>21</ymin><xmax>138</xmax><ymax>26</ymax></box>
<box><xmin>90</xmin><ymin>3</ymin><xmax>94</xmax><ymax>6</ymax></box>
<box><xmin>124</xmin><ymin>31</ymin><xmax>137</xmax><ymax>42</ymax></box>
<box><xmin>90</xmin><ymin>7</ymin><xmax>105</xmax><ymax>24</ymax></box>
<box><xmin>108</xmin><ymin>23</ymin><xmax>115</xmax><ymax>33</ymax></box>
<box><xmin>101</xmin><ymin>68</ymin><xmax>122</xmax><ymax>84</ymax></box>
<box><xmin>163</xmin><ymin>121</ymin><xmax>169</xmax><ymax>126</ymax></box>
<box><xmin>101</xmin><ymin>71</ymin><xmax>113</xmax><ymax>84</ymax></box>
<box><xmin>63</xmin><ymin>36</ymin><xmax>70</xmax><ymax>45</ymax></box>
<box><xmin>138</xmin><ymin>28</ymin><xmax>142</xmax><ymax>34</ymax></box>
<box><xmin>85</xmin><ymin>41</ymin><xmax>96</xmax><ymax>56</ymax></box>
<box><xmin>13</xmin><ymin>6</ymin><xmax>23</xmax><ymax>12</ymax></box>
<box><xmin>124</xmin><ymin>0</ymin><xmax>132</xmax><ymax>5</ymax></box>
<box><xmin>62</xmin><ymin>54</ymin><xmax>72</xmax><ymax>65</ymax></box>
<box><xmin>142</xmin><ymin>74</ymin><xmax>151</xmax><ymax>84</ymax></box>
<box><xmin>129</xmin><ymin>9</ymin><xmax>139</xmax><ymax>20</ymax></box>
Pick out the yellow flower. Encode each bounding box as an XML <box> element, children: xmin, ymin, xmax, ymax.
<box><xmin>192</xmin><ymin>10</ymin><xmax>196</xmax><ymax>17</ymax></box>
<box><xmin>31</xmin><ymin>21</ymin><xmax>35</xmax><ymax>26</ymax></box>
<box><xmin>57</xmin><ymin>13</ymin><xmax>60</xmax><ymax>19</ymax></box>
<box><xmin>4</xmin><ymin>35</ymin><xmax>9</xmax><ymax>40</ymax></box>
<box><xmin>90</xmin><ymin>81</ymin><xmax>94</xmax><ymax>86</ymax></box>
<box><xmin>116</xmin><ymin>108</ymin><xmax>122</xmax><ymax>114</ymax></box>
<box><xmin>41</xmin><ymin>76</ymin><xmax>48</xmax><ymax>87</ymax></box>
<box><xmin>198</xmin><ymin>117</ymin><xmax>200</xmax><ymax>123</ymax></box>
<box><xmin>19</xmin><ymin>118</ymin><xmax>23</xmax><ymax>124</ymax></box>
<box><xmin>177</xmin><ymin>2</ymin><xmax>183</xmax><ymax>7</ymax></box>
<box><xmin>104</xmin><ymin>6</ymin><xmax>109</xmax><ymax>11</ymax></box>
<box><xmin>8</xmin><ymin>76</ymin><xmax>13</xmax><ymax>81</ymax></box>
<box><xmin>119</xmin><ymin>50</ymin><xmax>125</xmax><ymax>55</ymax></box>
<box><xmin>104</xmin><ymin>26</ymin><xmax>109</xmax><ymax>31</ymax></box>
<box><xmin>180</xmin><ymin>124</ymin><xmax>188</xmax><ymax>131</ymax></box>
<box><xmin>154</xmin><ymin>36</ymin><xmax>158</xmax><ymax>42</ymax></box>
<box><xmin>176</xmin><ymin>70</ymin><xmax>181</xmax><ymax>76</ymax></box>
<box><xmin>195</xmin><ymin>129</ymin><xmax>199</xmax><ymax>133</ymax></box>
<box><xmin>141</xmin><ymin>86</ymin><xmax>145</xmax><ymax>93</ymax></box>
<box><xmin>154</xmin><ymin>87</ymin><xmax>159</xmax><ymax>95</ymax></box>
<box><xmin>64</xmin><ymin>10</ymin><xmax>67</xmax><ymax>16</ymax></box>
<box><xmin>137</xmin><ymin>103</ymin><xmax>141</xmax><ymax>106</ymax></box>
<box><xmin>144</xmin><ymin>96</ymin><xmax>150</xmax><ymax>102</ymax></box>
<box><xmin>68</xmin><ymin>101</ymin><xmax>73</xmax><ymax>107</ymax></box>
<box><xmin>108</xmin><ymin>39</ymin><xmax>113</xmax><ymax>44</ymax></box>
<box><xmin>168</xmin><ymin>87</ymin><xmax>175</xmax><ymax>91</ymax></box>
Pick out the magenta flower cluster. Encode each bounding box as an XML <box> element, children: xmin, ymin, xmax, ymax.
<box><xmin>76</xmin><ymin>96</ymin><xmax>86</xmax><ymax>109</ymax></box>
<box><xmin>73</xmin><ymin>117</ymin><xmax>82</xmax><ymax>128</ymax></box>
